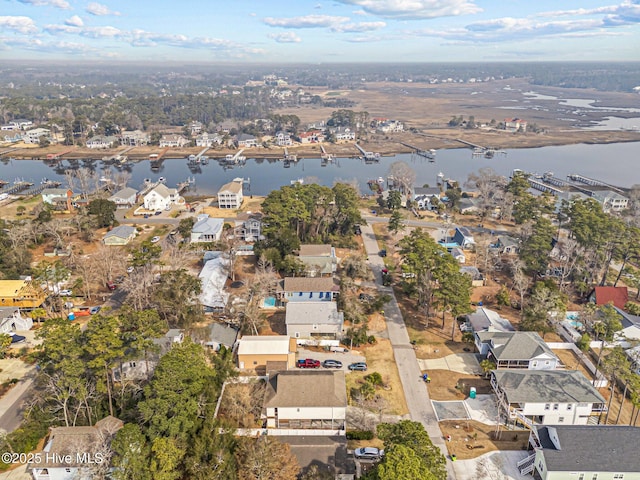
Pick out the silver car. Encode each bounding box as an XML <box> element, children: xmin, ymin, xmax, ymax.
<box><xmin>354</xmin><ymin>447</ymin><xmax>384</xmax><ymax>460</ymax></box>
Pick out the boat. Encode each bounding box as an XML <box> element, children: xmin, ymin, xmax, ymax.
<box><xmin>291</xmin><ymin>178</ymin><xmax>304</xmax><ymax>185</ymax></box>
<box><xmin>158</xmin><ymin>177</ymin><xmax>166</xmax><ymax>184</ymax></box>
<box><xmin>484</xmin><ymin>150</ymin><xmax>495</xmax><ymax>159</ymax></box>
<box><xmin>188</xmin><ymin>154</ymin><xmax>197</xmax><ymax>163</ymax></box>
<box><xmin>143</xmin><ymin>178</ymin><xmax>151</xmax><ymax>184</ymax></box>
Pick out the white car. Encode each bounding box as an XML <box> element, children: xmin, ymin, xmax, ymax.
<box><xmin>150</xmin><ymin>236</ymin><xmax>161</xmax><ymax>243</ymax></box>
<box><xmin>127</xmin><ymin>266</ymin><xmax>135</xmax><ymax>273</ymax></box>
<box><xmin>59</xmin><ymin>289</ymin><xmax>73</xmax><ymax>296</ymax></box>
<box><xmin>354</xmin><ymin>447</ymin><xmax>384</xmax><ymax>460</ymax></box>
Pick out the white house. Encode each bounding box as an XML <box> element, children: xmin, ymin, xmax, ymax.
<box><xmin>86</xmin><ymin>135</ymin><xmax>117</xmax><ymax>149</ymax></box>
<box><xmin>331</xmin><ymin>127</ymin><xmax>355</xmax><ymax>141</ymax></box>
<box><xmin>518</xmin><ymin>425</ymin><xmax>640</xmax><ymax>479</ymax></box>
<box><xmin>593</xmin><ymin>190</ymin><xmax>629</xmax><ymax>213</ymax></box>
<box><xmin>198</xmin><ymin>252</ymin><xmax>229</xmax><ymax>312</ymax></box>
<box><xmin>275</xmin><ymin>131</ymin><xmax>292</xmax><ymax>146</ymax></box>
<box><xmin>376</xmin><ymin>120</ymin><xmax>404</xmax><ymax>133</ymax></box>
<box><xmin>237</xmin><ymin>133</ymin><xmax>258</xmax><ymax>147</ymax></box>
<box><xmin>476</xmin><ymin>331</ymin><xmax>559</xmax><ymax>369</ymax></box>
<box><xmin>23</xmin><ymin>127</ymin><xmax>51</xmax><ymax>144</ymax></box>
<box><xmin>235</xmin><ymin>213</ymin><xmax>262</xmax><ymax>242</ymax></box>
<box><xmin>143</xmin><ymin>184</ymin><xmax>179</xmax><ymax>211</ymax></box>
<box><xmin>112</xmin><ymin>329</ymin><xmax>183</xmax><ymax>382</ymax></box>
<box><xmin>102</xmin><ymin>225</ymin><xmax>137</xmax><ymax>246</ymax></box>
<box><xmin>262</xmin><ymin>370</ymin><xmax>346</xmax><ymax>433</ymax></box>
<box><xmin>217</xmin><ymin>180</ymin><xmax>243</xmax><ymax>209</ymax></box>
<box><xmin>119</xmin><ymin>130</ymin><xmax>149</xmax><ymax>146</ymax></box>
<box><xmin>108</xmin><ymin>187</ymin><xmax>137</xmax><ymax>208</ymax></box>
<box><xmin>195</xmin><ymin>132</ymin><xmax>223</xmax><ymax>147</ymax></box>
<box><xmin>414</xmin><ymin>187</ymin><xmax>441</xmax><ymax>210</ymax></box>
<box><xmin>286</xmin><ymin>302</ymin><xmax>344</xmax><ymax>339</ymax></box>
<box><xmin>491</xmin><ymin>370</ymin><xmax>606</xmax><ymax>428</ymax></box>
<box><xmin>159</xmin><ymin>134</ymin><xmax>188</xmax><ymax>148</ymax></box>
<box><xmin>504</xmin><ymin>118</ymin><xmax>527</xmax><ymax>132</ymax></box>
<box><xmin>0</xmin><ymin>307</ymin><xmax>33</xmax><ymax>335</ymax></box>
<box><xmin>41</xmin><ymin>188</ymin><xmax>72</xmax><ymax>206</ymax></box>
<box><xmin>29</xmin><ymin>416</ymin><xmax>123</xmax><ymax>480</ymax></box>
<box><xmin>494</xmin><ymin>235</ymin><xmax>520</xmax><ymax>255</ymax></box>
<box><xmin>191</xmin><ymin>214</ymin><xmax>224</xmax><ymax>243</ymax></box>
<box><xmin>451</xmin><ymin>247</ymin><xmax>466</xmax><ymax>264</ymax></box>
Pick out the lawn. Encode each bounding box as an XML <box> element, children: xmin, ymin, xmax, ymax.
<box><xmin>426</xmin><ymin>370</ymin><xmax>491</xmax><ymax>401</ymax></box>
<box><xmin>439</xmin><ymin>420</ymin><xmax>530</xmax><ymax>460</ymax></box>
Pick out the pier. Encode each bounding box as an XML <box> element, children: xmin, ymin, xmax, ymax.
<box><xmin>189</xmin><ymin>147</ymin><xmax>210</xmax><ymax>165</ymax></box>
<box><xmin>283</xmin><ymin>147</ymin><xmax>297</xmax><ymax>162</ymax></box>
<box><xmin>103</xmin><ymin>146</ymin><xmax>135</xmax><ymax>163</ymax></box>
<box><xmin>355</xmin><ymin>143</ymin><xmax>380</xmax><ymax>162</ymax></box>
<box><xmin>4</xmin><ymin>181</ymin><xmax>34</xmax><ymax>195</ymax></box>
<box><xmin>526</xmin><ymin>177</ymin><xmax>564</xmax><ymax>195</ymax></box>
<box><xmin>24</xmin><ymin>180</ymin><xmax>62</xmax><ymax>196</ymax></box>
<box><xmin>46</xmin><ymin>149</ymin><xmax>74</xmax><ymax>161</ymax></box>
<box><xmin>176</xmin><ymin>177</ymin><xmax>196</xmax><ymax>193</ymax></box>
<box><xmin>567</xmin><ymin>174</ymin><xmax>625</xmax><ymax>194</ymax></box>
<box><xmin>320</xmin><ymin>145</ymin><xmax>334</xmax><ymax>161</ymax></box>
<box><xmin>399</xmin><ymin>142</ymin><xmax>436</xmax><ymax>160</ymax></box>
<box><xmin>222</xmin><ymin>149</ymin><xmax>246</xmax><ymax>165</ymax></box>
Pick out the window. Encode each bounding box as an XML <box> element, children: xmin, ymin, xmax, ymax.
<box><xmin>553</xmin><ymin>404</ymin><xmax>559</xmax><ymax>410</ymax></box>
<box><xmin>558</xmin><ymin>417</ymin><xmax>564</xmax><ymax>423</ymax></box>
<box><xmin>578</xmin><ymin>475</ymin><xmax>584</xmax><ymax>480</ymax></box>
<box><xmin>567</xmin><ymin>404</ymin><xmax>572</xmax><ymax>410</ymax></box>
<box><xmin>65</xmin><ymin>468</ymin><xmax>72</xmax><ymax>473</ymax></box>
<box><xmin>545</xmin><ymin>360</ymin><xmax>550</xmax><ymax>365</ymax></box>
<box><xmin>544</xmin><ymin>404</ymin><xmax>550</xmax><ymax>410</ymax></box>
<box><xmin>592</xmin><ymin>475</ymin><xmax>598</xmax><ymax>480</ymax></box>
<box><xmin>319</xmin><ymin>292</ymin><xmax>324</xmax><ymax>298</ymax></box>
<box><xmin>613</xmin><ymin>475</ymin><xmax>624</xmax><ymax>479</ymax></box>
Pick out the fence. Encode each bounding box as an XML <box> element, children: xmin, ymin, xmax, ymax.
<box><xmin>546</xmin><ymin>341</ymin><xmax>608</xmax><ymax>388</ymax></box>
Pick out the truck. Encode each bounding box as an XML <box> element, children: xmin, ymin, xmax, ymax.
<box><xmin>297</xmin><ymin>358</ymin><xmax>321</xmax><ymax>369</ymax></box>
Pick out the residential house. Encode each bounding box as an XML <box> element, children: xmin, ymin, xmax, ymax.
<box><xmin>376</xmin><ymin>120</ymin><xmax>404</xmax><ymax>133</ymax></box>
<box><xmin>108</xmin><ymin>187</ymin><xmax>137</xmax><ymax>209</ymax></box>
<box><xmin>191</xmin><ymin>214</ymin><xmax>224</xmax><ymax>243</ymax></box>
<box><xmin>262</xmin><ymin>370</ymin><xmax>346</xmax><ymax>432</ymax></box>
<box><xmin>494</xmin><ymin>235</ymin><xmax>520</xmax><ymax>255</ymax></box>
<box><xmin>332</xmin><ymin>127</ymin><xmax>355</xmax><ymax>141</ymax></box>
<box><xmin>190</xmin><ymin>121</ymin><xmax>203</xmax><ymax>135</ymax></box>
<box><xmin>504</xmin><ymin>118</ymin><xmax>527</xmax><ymax>132</ymax></box>
<box><xmin>86</xmin><ymin>135</ymin><xmax>117</xmax><ymax>149</ymax></box>
<box><xmin>236</xmin><ymin>335</ymin><xmax>297</xmax><ymax>371</ymax></box>
<box><xmin>41</xmin><ymin>189</ymin><xmax>73</xmax><ymax>211</ymax></box>
<box><xmin>277</xmin><ymin>277</ymin><xmax>339</xmax><ymax>303</ymax></box>
<box><xmin>491</xmin><ymin>370</ymin><xmax>606</xmax><ymax>428</ymax></box>
<box><xmin>593</xmin><ymin>190</ymin><xmax>629</xmax><ymax>213</ymax></box>
<box><xmin>198</xmin><ymin>252</ymin><xmax>229</xmax><ymax>312</ymax></box>
<box><xmin>113</xmin><ymin>330</ymin><xmax>183</xmax><ymax>382</ymax></box>
<box><xmin>462</xmin><ymin>307</ymin><xmax>515</xmax><ymax>333</ymax></box>
<box><xmin>519</xmin><ymin>425</ymin><xmax>640</xmax><ymax>479</ymax></box>
<box><xmin>23</xmin><ymin>127</ymin><xmax>52</xmax><ymax>144</ymax></box>
<box><xmin>460</xmin><ymin>266</ymin><xmax>485</xmax><ymax>287</ymax></box>
<box><xmin>102</xmin><ymin>225</ymin><xmax>137</xmax><ymax>246</ymax></box>
<box><xmin>237</xmin><ymin>133</ymin><xmax>258</xmax><ymax>148</ymax></box>
<box><xmin>458</xmin><ymin>197</ymin><xmax>480</xmax><ymax>214</ymax></box>
<box><xmin>452</xmin><ymin>227</ymin><xmax>476</xmax><ymax>249</ymax></box>
<box><xmin>143</xmin><ymin>184</ymin><xmax>179</xmax><ymax>211</ymax></box>
<box><xmin>626</xmin><ymin>345</ymin><xmax>640</xmax><ymax>374</ymax></box>
<box><xmin>588</xmin><ymin>286</ymin><xmax>629</xmax><ymax>310</ymax></box>
<box><xmin>0</xmin><ymin>280</ymin><xmax>47</xmax><ymax>308</ymax></box>
<box><xmin>10</xmin><ymin>119</ymin><xmax>33</xmax><ymax>130</ymax></box>
<box><xmin>275</xmin><ymin>131</ymin><xmax>293</xmax><ymax>146</ymax></box>
<box><xmin>0</xmin><ymin>307</ymin><xmax>33</xmax><ymax>335</ymax></box>
<box><xmin>451</xmin><ymin>247</ymin><xmax>466</xmax><ymax>264</ymax></box>
<box><xmin>414</xmin><ymin>187</ymin><xmax>442</xmax><ymax>210</ymax></box>
<box><xmin>205</xmin><ymin>323</ymin><xmax>239</xmax><ymax>352</ymax></box>
<box><xmin>476</xmin><ymin>331</ymin><xmax>559</xmax><ymax>369</ymax></box>
<box><xmin>297</xmin><ymin>244</ymin><xmax>338</xmax><ymax>277</ymax></box>
<box><xmin>195</xmin><ymin>132</ymin><xmax>222</xmax><ymax>147</ymax></box>
<box><xmin>286</xmin><ymin>302</ymin><xmax>344</xmax><ymax>339</ymax></box>
<box><xmin>119</xmin><ymin>130</ymin><xmax>149</xmax><ymax>146</ymax></box>
<box><xmin>30</xmin><ymin>416</ymin><xmax>124</xmax><ymax>480</ymax></box>
<box><xmin>612</xmin><ymin>307</ymin><xmax>640</xmax><ymax>346</ymax></box>
<box><xmin>217</xmin><ymin>180</ymin><xmax>243</xmax><ymax>209</ymax></box>
<box><xmin>235</xmin><ymin>213</ymin><xmax>262</xmax><ymax>242</ymax></box>
<box><xmin>2</xmin><ymin>132</ymin><xmax>22</xmax><ymax>143</ymax></box>
<box><xmin>159</xmin><ymin>134</ymin><xmax>188</xmax><ymax>148</ymax></box>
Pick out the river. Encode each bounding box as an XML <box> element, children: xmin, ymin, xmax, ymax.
<box><xmin>1</xmin><ymin>141</ymin><xmax>638</xmax><ymax>196</ymax></box>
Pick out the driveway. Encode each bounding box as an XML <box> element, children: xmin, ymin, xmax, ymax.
<box><xmin>296</xmin><ymin>347</ymin><xmax>366</xmax><ymax>372</ymax></box>
<box><xmin>464</xmin><ymin>394</ymin><xmax>500</xmax><ymax>425</ymax></box>
<box><xmin>278</xmin><ymin>435</ymin><xmax>354</xmax><ymax>476</ymax></box>
<box><xmin>452</xmin><ymin>450</ymin><xmax>530</xmax><ymax>480</ymax></box>
<box><xmin>419</xmin><ymin>353</ymin><xmax>481</xmax><ymax>375</ymax></box>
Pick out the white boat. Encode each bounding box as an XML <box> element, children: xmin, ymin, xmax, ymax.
<box><xmin>291</xmin><ymin>178</ymin><xmax>304</xmax><ymax>185</ymax></box>
<box><xmin>188</xmin><ymin>154</ymin><xmax>197</xmax><ymax>162</ymax></box>
<box><xmin>158</xmin><ymin>177</ymin><xmax>166</xmax><ymax>184</ymax></box>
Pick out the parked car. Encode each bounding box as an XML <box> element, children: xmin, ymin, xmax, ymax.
<box><xmin>359</xmin><ymin>293</ymin><xmax>374</xmax><ymax>302</ymax></box>
<box><xmin>354</xmin><ymin>447</ymin><xmax>384</xmax><ymax>460</ymax></box>
<box><xmin>127</xmin><ymin>266</ymin><xmax>135</xmax><ymax>273</ymax></box>
<box><xmin>459</xmin><ymin>323</ymin><xmax>473</xmax><ymax>332</ymax></box>
<box><xmin>154</xmin><ymin>211</ymin><xmax>162</xmax><ymax>216</ymax></box>
<box><xmin>89</xmin><ymin>306</ymin><xmax>101</xmax><ymax>315</ymax></box>
<box><xmin>354</xmin><ymin>225</ymin><xmax>362</xmax><ymax>235</ymax></box>
<box><xmin>348</xmin><ymin>362</ymin><xmax>368</xmax><ymax>371</ymax></box>
<box><xmin>59</xmin><ymin>289</ymin><xmax>73</xmax><ymax>296</ymax></box>
<box><xmin>106</xmin><ymin>281</ymin><xmax>117</xmax><ymax>291</ymax></box>
<box><xmin>322</xmin><ymin>359</ymin><xmax>343</xmax><ymax>369</ymax></box>
<box><xmin>379</xmin><ymin>249</ymin><xmax>387</xmax><ymax>257</ymax></box>
<box><xmin>297</xmin><ymin>358</ymin><xmax>321</xmax><ymax>369</ymax></box>
<box><xmin>151</xmin><ymin>236</ymin><xmax>161</xmax><ymax>243</ymax></box>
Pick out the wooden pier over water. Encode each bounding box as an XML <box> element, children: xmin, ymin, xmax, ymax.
<box><xmin>399</xmin><ymin>142</ymin><xmax>436</xmax><ymax>160</ymax></box>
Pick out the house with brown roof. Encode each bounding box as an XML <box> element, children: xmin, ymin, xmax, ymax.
<box><xmin>588</xmin><ymin>286</ymin><xmax>629</xmax><ymax>309</ymax></box>
<box><xmin>263</xmin><ymin>370</ymin><xmax>346</xmax><ymax>433</ymax></box>
<box><xmin>276</xmin><ymin>277</ymin><xmax>339</xmax><ymax>303</ymax></box>
<box><xmin>297</xmin><ymin>244</ymin><xmax>338</xmax><ymax>277</ymax></box>
<box><xmin>29</xmin><ymin>416</ymin><xmax>123</xmax><ymax>480</ymax></box>
<box><xmin>0</xmin><ymin>280</ymin><xmax>47</xmax><ymax>309</ymax></box>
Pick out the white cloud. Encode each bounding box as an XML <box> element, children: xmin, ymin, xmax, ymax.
<box><xmin>334</xmin><ymin>0</ymin><xmax>482</xmax><ymax>19</ymax></box>
<box><xmin>352</xmin><ymin>9</ymin><xmax>368</xmax><ymax>16</ymax></box>
<box><xmin>64</xmin><ymin>15</ymin><xmax>84</xmax><ymax>27</ymax></box>
<box><xmin>268</xmin><ymin>32</ymin><xmax>302</xmax><ymax>43</ymax></box>
<box><xmin>86</xmin><ymin>2</ymin><xmax>121</xmax><ymax>16</ymax></box>
<box><xmin>17</xmin><ymin>0</ymin><xmax>71</xmax><ymax>9</ymax></box>
<box><xmin>0</xmin><ymin>16</ymin><xmax>38</xmax><ymax>34</ymax></box>
<box><xmin>332</xmin><ymin>21</ymin><xmax>386</xmax><ymax>32</ymax></box>
<box><xmin>263</xmin><ymin>14</ymin><xmax>350</xmax><ymax>28</ymax></box>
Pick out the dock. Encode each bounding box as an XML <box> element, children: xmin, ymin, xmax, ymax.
<box><xmin>355</xmin><ymin>143</ymin><xmax>380</xmax><ymax>162</ymax></box>
<box><xmin>222</xmin><ymin>149</ymin><xmax>246</xmax><ymax>165</ymax></box>
<box><xmin>103</xmin><ymin>146</ymin><xmax>135</xmax><ymax>162</ymax></box>
<box><xmin>4</xmin><ymin>180</ymin><xmax>34</xmax><ymax>195</ymax></box>
<box><xmin>567</xmin><ymin>174</ymin><xmax>625</xmax><ymax>194</ymax></box>
<box><xmin>283</xmin><ymin>147</ymin><xmax>297</xmax><ymax>162</ymax></box>
<box><xmin>399</xmin><ymin>142</ymin><xmax>436</xmax><ymax>160</ymax></box>
<box><xmin>24</xmin><ymin>180</ymin><xmax>62</xmax><ymax>196</ymax></box>
<box><xmin>189</xmin><ymin>147</ymin><xmax>210</xmax><ymax>165</ymax></box>
<box><xmin>176</xmin><ymin>177</ymin><xmax>196</xmax><ymax>193</ymax></box>
<box><xmin>46</xmin><ymin>149</ymin><xmax>74</xmax><ymax>161</ymax></box>
<box><xmin>320</xmin><ymin>145</ymin><xmax>334</xmax><ymax>161</ymax></box>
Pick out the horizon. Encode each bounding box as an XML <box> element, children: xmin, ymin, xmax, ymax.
<box><xmin>2</xmin><ymin>0</ymin><xmax>639</xmax><ymax>63</ymax></box>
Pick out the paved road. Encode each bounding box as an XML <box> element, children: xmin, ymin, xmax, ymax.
<box><xmin>0</xmin><ymin>369</ymin><xmax>36</xmax><ymax>433</ymax></box>
<box><xmin>360</xmin><ymin>223</ymin><xmax>456</xmax><ymax>479</ymax></box>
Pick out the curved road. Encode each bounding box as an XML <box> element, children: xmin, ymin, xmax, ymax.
<box><xmin>360</xmin><ymin>223</ymin><xmax>456</xmax><ymax>479</ymax></box>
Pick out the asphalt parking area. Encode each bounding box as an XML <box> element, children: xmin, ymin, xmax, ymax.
<box><xmin>296</xmin><ymin>347</ymin><xmax>367</xmax><ymax>372</ymax></box>
<box><xmin>432</xmin><ymin>400</ymin><xmax>471</xmax><ymax>421</ymax></box>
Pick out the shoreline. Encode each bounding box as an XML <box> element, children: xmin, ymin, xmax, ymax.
<box><xmin>2</xmin><ymin>129</ymin><xmax>640</xmax><ymax>162</ymax></box>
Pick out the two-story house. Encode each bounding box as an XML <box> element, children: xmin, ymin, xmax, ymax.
<box><xmin>452</xmin><ymin>226</ymin><xmax>476</xmax><ymax>249</ymax></box>
<box><xmin>112</xmin><ymin>329</ymin><xmax>183</xmax><ymax>382</ymax></box>
<box><xmin>0</xmin><ymin>307</ymin><xmax>33</xmax><ymax>335</ymax></box>
<box><xmin>23</xmin><ymin>127</ymin><xmax>52</xmax><ymax>144</ymax></box>
<box><xmin>276</xmin><ymin>277</ymin><xmax>339</xmax><ymax>304</ymax></box>
<box><xmin>237</xmin><ymin>133</ymin><xmax>258</xmax><ymax>148</ymax></box>
<box><xmin>217</xmin><ymin>180</ymin><xmax>243</xmax><ymax>209</ymax></box>
<box><xmin>234</xmin><ymin>213</ymin><xmax>262</xmax><ymax>242</ymax></box>
<box><xmin>286</xmin><ymin>301</ymin><xmax>344</xmax><ymax>340</ymax></box>
<box><xmin>159</xmin><ymin>134</ymin><xmax>188</xmax><ymax>148</ymax></box>
<box><xmin>462</xmin><ymin>307</ymin><xmax>515</xmax><ymax>333</ymax></box>
<box><xmin>297</xmin><ymin>244</ymin><xmax>338</xmax><ymax>277</ymax></box>
<box><xmin>414</xmin><ymin>187</ymin><xmax>442</xmax><ymax>210</ymax></box>
<box><xmin>86</xmin><ymin>135</ymin><xmax>117</xmax><ymax>149</ymax></box>
<box><xmin>119</xmin><ymin>130</ymin><xmax>149</xmax><ymax>146</ymax></box>
<box><xmin>275</xmin><ymin>131</ymin><xmax>292</xmax><ymax>146</ymax></box>
<box><xmin>195</xmin><ymin>132</ymin><xmax>223</xmax><ymax>147</ymax></box>
<box><xmin>143</xmin><ymin>184</ymin><xmax>179</xmax><ymax>211</ymax></box>
<box><xmin>517</xmin><ymin>425</ymin><xmax>640</xmax><ymax>479</ymax></box>
<box><xmin>108</xmin><ymin>187</ymin><xmax>137</xmax><ymax>209</ymax></box>
<box><xmin>0</xmin><ymin>280</ymin><xmax>47</xmax><ymax>309</ymax></box>
<box><xmin>476</xmin><ymin>331</ymin><xmax>559</xmax><ymax>369</ymax></box>
<box><xmin>491</xmin><ymin>369</ymin><xmax>606</xmax><ymax>428</ymax></box>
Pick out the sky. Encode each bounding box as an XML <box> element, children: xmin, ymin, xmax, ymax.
<box><xmin>1</xmin><ymin>0</ymin><xmax>639</xmax><ymax>63</ymax></box>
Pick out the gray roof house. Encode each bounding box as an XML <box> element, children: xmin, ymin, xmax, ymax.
<box><xmin>460</xmin><ymin>266</ymin><xmax>485</xmax><ymax>286</ymax></box>
<box><xmin>108</xmin><ymin>187</ymin><xmax>137</xmax><ymax>208</ymax></box>
<box><xmin>491</xmin><ymin>370</ymin><xmax>606</xmax><ymax>429</ymax></box>
<box><xmin>191</xmin><ymin>214</ymin><xmax>224</xmax><ymax>243</ymax></box>
<box><xmin>263</xmin><ymin>370</ymin><xmax>347</xmax><ymax>432</ymax></box>
<box><xmin>205</xmin><ymin>323</ymin><xmax>239</xmax><ymax>352</ymax></box>
<box><xmin>286</xmin><ymin>301</ymin><xmax>344</xmax><ymax>340</ymax></box>
<box><xmin>464</xmin><ymin>307</ymin><xmax>515</xmax><ymax>333</ymax></box>
<box><xmin>102</xmin><ymin>225</ymin><xmax>137</xmax><ymax>246</ymax></box>
<box><xmin>494</xmin><ymin>235</ymin><xmax>520</xmax><ymax>255</ymax></box>
<box><xmin>476</xmin><ymin>331</ymin><xmax>559</xmax><ymax>369</ymax></box>
<box><xmin>112</xmin><ymin>329</ymin><xmax>183</xmax><ymax>382</ymax></box>
<box><xmin>518</xmin><ymin>425</ymin><xmax>640</xmax><ymax>478</ymax></box>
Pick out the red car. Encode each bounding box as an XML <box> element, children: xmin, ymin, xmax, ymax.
<box><xmin>106</xmin><ymin>281</ymin><xmax>117</xmax><ymax>291</ymax></box>
<box><xmin>297</xmin><ymin>359</ymin><xmax>321</xmax><ymax>369</ymax></box>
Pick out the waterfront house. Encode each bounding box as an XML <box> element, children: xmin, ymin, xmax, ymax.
<box><xmin>491</xmin><ymin>370</ymin><xmax>606</xmax><ymax>428</ymax></box>
<box><xmin>217</xmin><ymin>180</ymin><xmax>243</xmax><ymax>209</ymax></box>
<box><xmin>29</xmin><ymin>416</ymin><xmax>123</xmax><ymax>480</ymax></box>
<box><xmin>237</xmin><ymin>335</ymin><xmax>297</xmax><ymax>371</ymax></box>
<box><xmin>275</xmin><ymin>131</ymin><xmax>293</xmax><ymax>146</ymax></box>
<box><xmin>376</xmin><ymin>120</ymin><xmax>404</xmax><ymax>133</ymax></box>
<box><xmin>198</xmin><ymin>252</ymin><xmax>229</xmax><ymax>312</ymax></box>
<box><xmin>86</xmin><ymin>135</ymin><xmax>117</xmax><ymax>149</ymax></box>
<box><xmin>504</xmin><ymin>118</ymin><xmax>527</xmax><ymax>132</ymax></box>
<box><xmin>10</xmin><ymin>119</ymin><xmax>33</xmax><ymax>130</ymax></box>
<box><xmin>23</xmin><ymin>127</ymin><xmax>51</xmax><ymax>144</ymax></box>
<box><xmin>119</xmin><ymin>130</ymin><xmax>149</xmax><ymax>146</ymax></box>
<box><xmin>331</xmin><ymin>127</ymin><xmax>355</xmax><ymax>141</ymax></box>
<box><xmin>108</xmin><ymin>187</ymin><xmax>137</xmax><ymax>209</ymax></box>
<box><xmin>462</xmin><ymin>307</ymin><xmax>515</xmax><ymax>333</ymax></box>
<box><xmin>234</xmin><ymin>213</ymin><xmax>262</xmax><ymax>242</ymax></box>
<box><xmin>159</xmin><ymin>134</ymin><xmax>188</xmax><ymax>148</ymax></box>
<box><xmin>518</xmin><ymin>425</ymin><xmax>640</xmax><ymax>478</ymax></box>
<box><xmin>195</xmin><ymin>132</ymin><xmax>223</xmax><ymax>147</ymax></box>
<box><xmin>286</xmin><ymin>301</ymin><xmax>344</xmax><ymax>340</ymax></box>
<box><xmin>0</xmin><ymin>280</ymin><xmax>47</xmax><ymax>309</ymax></box>
<box><xmin>102</xmin><ymin>225</ymin><xmax>137</xmax><ymax>246</ymax></box>
<box><xmin>297</xmin><ymin>244</ymin><xmax>338</xmax><ymax>277</ymax></box>
<box><xmin>237</xmin><ymin>133</ymin><xmax>258</xmax><ymax>148</ymax></box>
<box><xmin>262</xmin><ymin>370</ymin><xmax>346</xmax><ymax>433</ymax></box>
<box><xmin>190</xmin><ymin>121</ymin><xmax>203</xmax><ymax>135</ymax></box>
<box><xmin>190</xmin><ymin>214</ymin><xmax>224</xmax><ymax>243</ymax></box>
<box><xmin>593</xmin><ymin>189</ymin><xmax>629</xmax><ymax>213</ymax></box>
<box><xmin>587</xmin><ymin>286</ymin><xmax>628</xmax><ymax>310</ymax></box>
<box><xmin>276</xmin><ymin>277</ymin><xmax>339</xmax><ymax>303</ymax></box>
<box><xmin>143</xmin><ymin>184</ymin><xmax>179</xmax><ymax>211</ymax></box>
<box><xmin>476</xmin><ymin>331</ymin><xmax>559</xmax><ymax>369</ymax></box>
<box><xmin>41</xmin><ymin>189</ymin><xmax>73</xmax><ymax>211</ymax></box>
<box><xmin>205</xmin><ymin>323</ymin><xmax>239</xmax><ymax>352</ymax></box>
<box><xmin>0</xmin><ymin>307</ymin><xmax>33</xmax><ymax>335</ymax></box>
<box><xmin>414</xmin><ymin>187</ymin><xmax>442</xmax><ymax>210</ymax></box>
